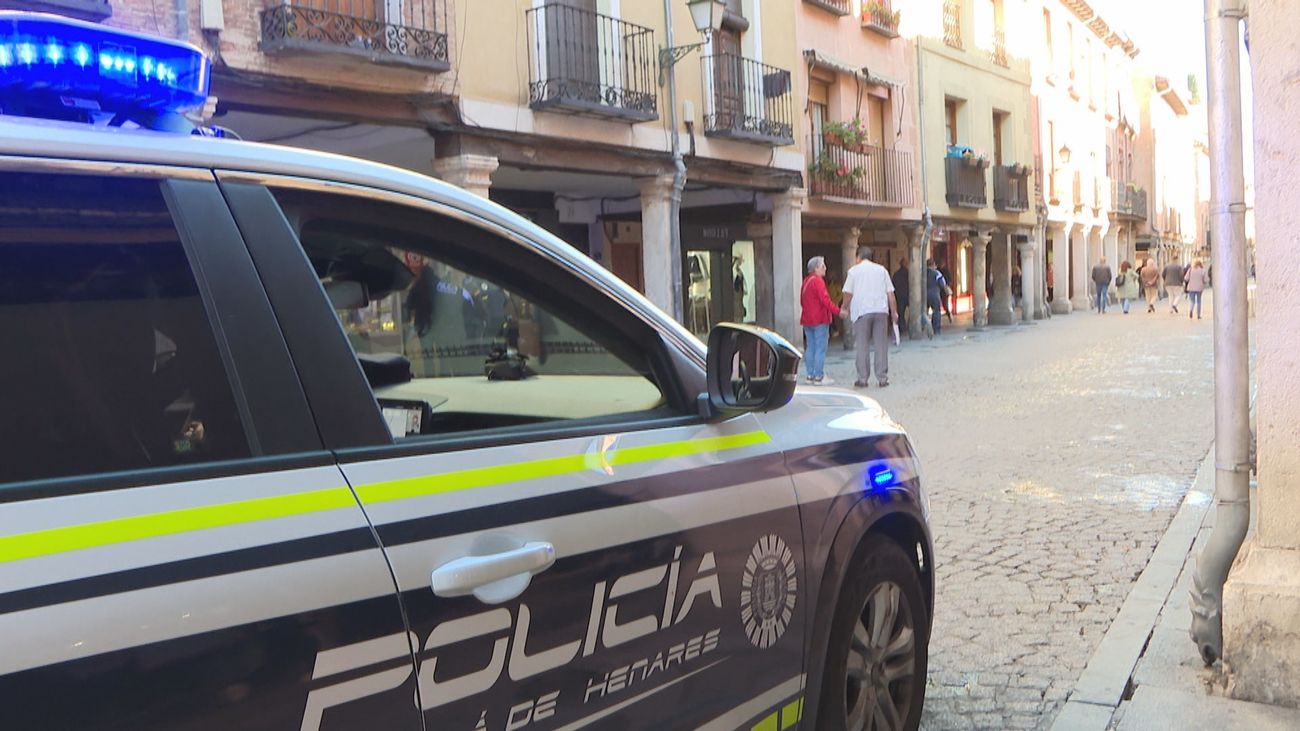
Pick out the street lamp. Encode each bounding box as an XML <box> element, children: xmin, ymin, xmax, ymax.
<box><xmin>655</xmin><ymin>0</ymin><xmax>723</xmax><ymax>323</ymax></box>
<box><xmin>659</xmin><ymin>0</ymin><xmax>724</xmax><ymax>85</ymax></box>
<box><xmin>1058</xmin><ymin>144</ymin><xmax>1072</xmax><ymax>164</ymax></box>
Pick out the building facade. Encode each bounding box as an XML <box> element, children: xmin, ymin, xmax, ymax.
<box><xmin>795</xmin><ymin>0</ymin><xmax>922</xmax><ymax>342</ymax></box>
<box><xmin>914</xmin><ymin>0</ymin><xmax>1037</xmax><ymax>330</ymax></box>
<box><xmin>1032</xmin><ymin>0</ymin><xmax>1138</xmax><ymax>314</ymax></box>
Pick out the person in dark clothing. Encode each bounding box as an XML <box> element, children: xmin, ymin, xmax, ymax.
<box><xmin>925</xmin><ymin>259</ymin><xmax>948</xmax><ymax>336</ymax></box>
<box><xmin>892</xmin><ymin>258</ymin><xmax>910</xmax><ymax>335</ymax></box>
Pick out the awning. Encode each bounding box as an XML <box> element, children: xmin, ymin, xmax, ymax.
<box><xmin>802</xmin><ymin>49</ymin><xmax>903</xmax><ymax>90</ymax></box>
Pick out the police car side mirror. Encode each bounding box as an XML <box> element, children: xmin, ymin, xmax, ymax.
<box><xmin>701</xmin><ymin>323</ymin><xmax>801</xmax><ymax>419</ymax></box>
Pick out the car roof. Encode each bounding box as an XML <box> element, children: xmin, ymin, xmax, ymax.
<box><xmin>0</xmin><ymin>116</ymin><xmax>706</xmax><ymax>361</ymax></box>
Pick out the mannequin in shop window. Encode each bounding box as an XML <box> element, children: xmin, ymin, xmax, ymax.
<box><xmin>733</xmin><ymin>256</ymin><xmax>747</xmax><ymax>321</ymax></box>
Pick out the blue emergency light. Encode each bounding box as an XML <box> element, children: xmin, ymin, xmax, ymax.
<box><xmin>0</xmin><ymin>12</ymin><xmax>210</xmax><ymax>127</ymax></box>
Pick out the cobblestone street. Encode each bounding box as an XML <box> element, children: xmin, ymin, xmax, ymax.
<box><xmin>823</xmin><ymin>303</ymin><xmax>1216</xmax><ymax>730</ymax></box>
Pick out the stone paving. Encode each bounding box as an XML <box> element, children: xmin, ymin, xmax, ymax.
<box><xmin>820</xmin><ymin>301</ymin><xmax>1216</xmax><ymax>730</ymax></box>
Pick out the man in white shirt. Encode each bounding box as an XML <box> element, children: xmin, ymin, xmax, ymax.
<box><xmin>841</xmin><ymin>245</ymin><xmax>899</xmax><ymax>387</ymax></box>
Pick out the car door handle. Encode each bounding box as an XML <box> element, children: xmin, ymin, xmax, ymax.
<box><xmin>431</xmin><ymin>542</ymin><xmax>556</xmax><ymax>602</ymax></box>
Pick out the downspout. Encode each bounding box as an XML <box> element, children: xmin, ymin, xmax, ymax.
<box><xmin>662</xmin><ymin>0</ymin><xmax>687</xmax><ymax>323</ymax></box>
<box><xmin>1190</xmin><ymin>0</ymin><xmax>1252</xmax><ymax>666</ymax></box>
<box><xmin>912</xmin><ymin>38</ymin><xmax>933</xmax><ymax>337</ymax></box>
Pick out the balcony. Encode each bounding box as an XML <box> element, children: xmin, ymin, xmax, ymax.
<box><xmin>808</xmin><ymin>138</ymin><xmax>915</xmax><ymax>207</ymax></box>
<box><xmin>993</xmin><ymin>165</ymin><xmax>1030</xmax><ymax>212</ymax></box>
<box><xmin>525</xmin><ymin>3</ymin><xmax>657</xmax><ymax>122</ymax></box>
<box><xmin>261</xmin><ymin>0</ymin><xmax>449</xmax><ymax>71</ymax></box>
<box><xmin>943</xmin><ymin>0</ymin><xmax>963</xmax><ymax>49</ymax></box>
<box><xmin>945</xmin><ymin>156</ymin><xmax>987</xmax><ymax>209</ymax></box>
<box><xmin>861</xmin><ymin>1</ymin><xmax>900</xmax><ymax>38</ymax></box>
<box><xmin>804</xmin><ymin>0</ymin><xmax>850</xmax><ymax>16</ymax></box>
<box><xmin>1113</xmin><ymin>185</ymin><xmax>1149</xmax><ymax>221</ymax></box>
<box><xmin>991</xmin><ymin>28</ymin><xmax>1008</xmax><ymax>67</ymax></box>
<box><xmin>702</xmin><ymin>53</ymin><xmax>794</xmax><ymax>146</ymax></box>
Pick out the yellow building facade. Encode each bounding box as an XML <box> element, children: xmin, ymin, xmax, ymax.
<box><xmin>913</xmin><ymin>0</ymin><xmax>1036</xmax><ymax>328</ymax></box>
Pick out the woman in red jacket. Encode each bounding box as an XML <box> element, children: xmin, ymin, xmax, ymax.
<box><xmin>800</xmin><ymin>256</ymin><xmax>842</xmax><ymax>385</ymax></box>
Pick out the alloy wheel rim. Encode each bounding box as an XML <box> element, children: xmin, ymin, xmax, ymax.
<box><xmin>844</xmin><ymin>581</ymin><xmax>916</xmax><ymax>731</ymax></box>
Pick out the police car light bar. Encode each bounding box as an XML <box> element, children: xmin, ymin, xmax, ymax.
<box><xmin>0</xmin><ymin>12</ymin><xmax>210</xmax><ymax>121</ymax></box>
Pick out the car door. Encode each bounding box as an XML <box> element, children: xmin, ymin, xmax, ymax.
<box><xmin>218</xmin><ymin>174</ymin><xmax>810</xmax><ymax>730</ymax></box>
<box><xmin>0</xmin><ymin>164</ymin><xmax>420</xmax><ymax>730</ymax></box>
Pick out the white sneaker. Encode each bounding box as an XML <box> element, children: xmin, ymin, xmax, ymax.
<box><xmin>818</xmin><ymin>377</ymin><xmax>835</xmax><ymax>386</ymax></box>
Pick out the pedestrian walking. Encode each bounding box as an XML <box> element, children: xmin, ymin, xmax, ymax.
<box><xmin>1163</xmin><ymin>258</ymin><xmax>1186</xmax><ymax>314</ymax></box>
<box><xmin>841</xmin><ymin>246</ymin><xmax>898</xmax><ymax>388</ymax></box>
<box><xmin>1091</xmin><ymin>257</ymin><xmax>1114</xmax><ymax>314</ymax></box>
<box><xmin>924</xmin><ymin>258</ymin><xmax>948</xmax><ymax>336</ymax></box>
<box><xmin>1046</xmin><ymin>264</ymin><xmax>1055</xmax><ymax>304</ymax></box>
<box><xmin>1011</xmin><ymin>266</ymin><xmax>1023</xmax><ymax>310</ymax></box>
<box><xmin>800</xmin><ymin>256</ymin><xmax>840</xmax><ymax>385</ymax></box>
<box><xmin>893</xmin><ymin>258</ymin><xmax>910</xmax><ymax>336</ymax></box>
<box><xmin>1140</xmin><ymin>258</ymin><xmax>1160</xmax><ymax>313</ymax></box>
<box><xmin>1115</xmin><ymin>260</ymin><xmax>1141</xmax><ymax>314</ymax></box>
<box><xmin>1185</xmin><ymin>259</ymin><xmax>1208</xmax><ymax>320</ymax></box>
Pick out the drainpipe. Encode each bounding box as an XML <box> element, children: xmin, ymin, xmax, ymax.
<box><xmin>662</xmin><ymin>0</ymin><xmax>687</xmax><ymax>323</ymax></box>
<box><xmin>1190</xmin><ymin>0</ymin><xmax>1251</xmax><ymax>666</ymax></box>
<box><xmin>913</xmin><ymin>37</ymin><xmax>935</xmax><ymax>336</ymax></box>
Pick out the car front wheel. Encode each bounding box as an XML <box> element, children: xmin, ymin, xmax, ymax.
<box><xmin>819</xmin><ymin>534</ymin><xmax>929</xmax><ymax>731</ymax></box>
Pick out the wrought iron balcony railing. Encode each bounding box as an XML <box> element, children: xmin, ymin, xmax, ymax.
<box><xmin>261</xmin><ymin>0</ymin><xmax>449</xmax><ymax>71</ymax></box>
<box><xmin>943</xmin><ymin>0</ymin><xmax>963</xmax><ymax>49</ymax></box>
<box><xmin>991</xmin><ymin>28</ymin><xmax>1008</xmax><ymax>67</ymax></box>
<box><xmin>808</xmin><ymin>137</ymin><xmax>915</xmax><ymax>208</ymax></box>
<box><xmin>702</xmin><ymin>53</ymin><xmax>794</xmax><ymax>146</ymax></box>
<box><xmin>993</xmin><ymin>165</ymin><xmax>1030</xmax><ymax>212</ymax></box>
<box><xmin>945</xmin><ymin>156</ymin><xmax>987</xmax><ymax>209</ymax></box>
<box><xmin>525</xmin><ymin>3</ymin><xmax>657</xmax><ymax>122</ymax></box>
<box><xmin>1113</xmin><ymin>185</ymin><xmax>1149</xmax><ymax>220</ymax></box>
<box><xmin>804</xmin><ymin>0</ymin><xmax>850</xmax><ymax>16</ymax></box>
<box><xmin>861</xmin><ymin>1</ymin><xmax>899</xmax><ymax>38</ymax></box>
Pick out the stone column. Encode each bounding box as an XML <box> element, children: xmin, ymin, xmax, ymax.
<box><xmin>1017</xmin><ymin>236</ymin><xmax>1037</xmax><ymax>323</ymax></box>
<box><xmin>1033</xmin><ymin>223</ymin><xmax>1050</xmax><ymax>319</ymax></box>
<box><xmin>638</xmin><ymin>174</ymin><xmax>678</xmax><ymax>316</ymax></box>
<box><xmin>431</xmin><ymin>153</ymin><xmax>498</xmax><ymax>199</ymax></box>
<box><xmin>771</xmin><ymin>189</ymin><xmax>808</xmax><ymax>345</ymax></box>
<box><xmin>988</xmin><ymin>231</ymin><xmax>1015</xmax><ymax>325</ymax></box>
<box><xmin>1070</xmin><ymin>223</ymin><xmax>1092</xmax><ymax>311</ymax></box>
<box><xmin>1051</xmin><ymin>223</ymin><xmax>1073</xmax><ymax>314</ymax></box>
<box><xmin>840</xmin><ymin>226</ymin><xmax>861</xmax><ymax>349</ymax></box>
<box><xmin>972</xmin><ymin>229</ymin><xmax>992</xmax><ymax>328</ymax></box>
<box><xmin>1221</xmin><ymin>0</ymin><xmax>1300</xmax><ymax>704</ymax></box>
<box><xmin>906</xmin><ymin>226</ymin><xmax>926</xmax><ymax>339</ymax></box>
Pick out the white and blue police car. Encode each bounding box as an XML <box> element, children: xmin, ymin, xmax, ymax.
<box><xmin>0</xmin><ymin>13</ymin><xmax>933</xmax><ymax>731</ymax></box>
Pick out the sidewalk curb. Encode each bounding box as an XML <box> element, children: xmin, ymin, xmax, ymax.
<box><xmin>1049</xmin><ymin>445</ymin><xmax>1217</xmax><ymax>731</ymax></box>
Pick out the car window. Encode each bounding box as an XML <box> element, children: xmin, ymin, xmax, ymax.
<box><xmin>0</xmin><ymin>173</ymin><xmax>250</xmax><ymax>485</ymax></box>
<box><xmin>268</xmin><ymin>187</ymin><xmax>667</xmax><ymax>439</ymax></box>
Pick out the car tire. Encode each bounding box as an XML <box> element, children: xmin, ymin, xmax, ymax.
<box><xmin>818</xmin><ymin>534</ymin><xmax>929</xmax><ymax>731</ymax></box>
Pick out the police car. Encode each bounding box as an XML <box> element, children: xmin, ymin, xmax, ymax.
<box><xmin>0</xmin><ymin>13</ymin><xmax>933</xmax><ymax>731</ymax></box>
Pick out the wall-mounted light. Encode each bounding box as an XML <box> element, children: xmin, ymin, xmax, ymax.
<box><xmin>660</xmin><ymin>0</ymin><xmax>724</xmax><ymax>85</ymax></box>
<box><xmin>1059</xmin><ymin>144</ymin><xmax>1072</xmax><ymax>164</ymax></box>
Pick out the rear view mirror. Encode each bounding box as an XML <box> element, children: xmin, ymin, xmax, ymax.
<box><xmin>325</xmin><ymin>280</ymin><xmax>370</xmax><ymax>310</ymax></box>
<box><xmin>703</xmin><ymin>323</ymin><xmax>801</xmax><ymax>418</ymax></box>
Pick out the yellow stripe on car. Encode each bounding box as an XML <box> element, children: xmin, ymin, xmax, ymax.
<box><xmin>0</xmin><ymin>431</ymin><xmax>771</xmax><ymax>564</ymax></box>
<box><xmin>354</xmin><ymin>431</ymin><xmax>772</xmax><ymax>506</ymax></box>
<box><xmin>0</xmin><ymin>486</ymin><xmax>357</xmax><ymax>565</ymax></box>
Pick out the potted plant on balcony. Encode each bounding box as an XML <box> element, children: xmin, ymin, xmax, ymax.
<box><xmin>863</xmin><ymin>1</ymin><xmax>901</xmax><ymax>29</ymax></box>
<box><xmin>1008</xmin><ymin>162</ymin><xmax>1029</xmax><ymax>176</ymax></box>
<box><xmin>961</xmin><ymin>150</ymin><xmax>990</xmax><ymax>169</ymax></box>
<box><xmin>811</xmin><ymin>153</ymin><xmax>865</xmax><ymax>187</ymax></box>
<box><xmin>822</xmin><ymin>119</ymin><xmax>868</xmax><ymax>151</ymax></box>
